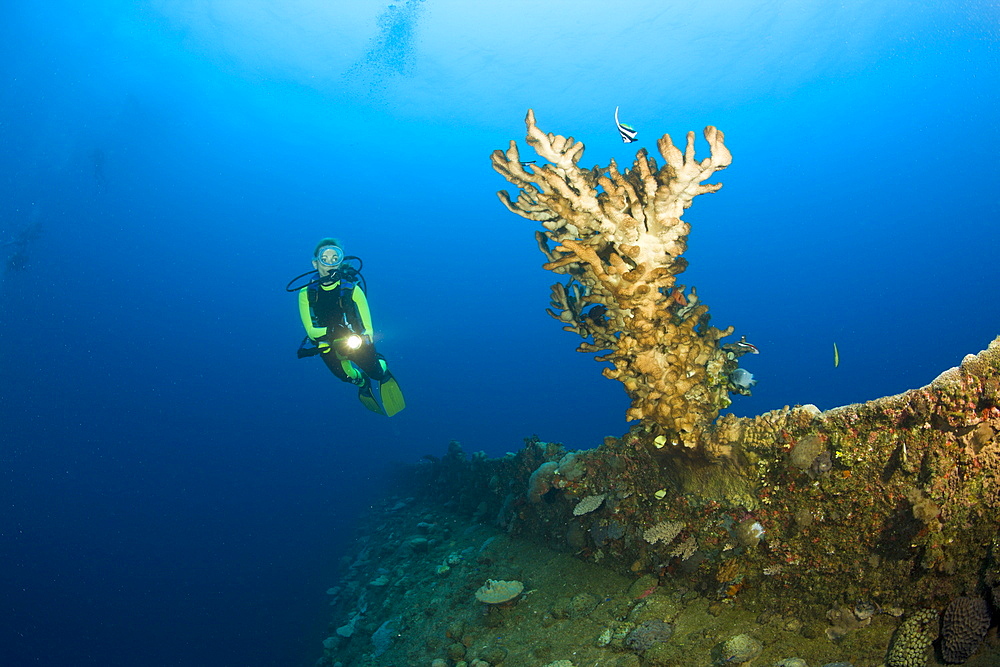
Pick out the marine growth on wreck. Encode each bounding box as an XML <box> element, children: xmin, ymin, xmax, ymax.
<box><xmin>315</xmin><ymin>114</ymin><xmax>1000</xmax><ymax>667</ymax></box>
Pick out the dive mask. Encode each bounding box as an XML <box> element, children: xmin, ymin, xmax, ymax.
<box><xmin>316</xmin><ymin>245</ymin><xmax>345</xmax><ymax>268</ymax></box>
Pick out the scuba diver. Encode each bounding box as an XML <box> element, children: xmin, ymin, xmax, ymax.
<box><xmin>288</xmin><ymin>238</ymin><xmax>405</xmax><ymax>416</ymax></box>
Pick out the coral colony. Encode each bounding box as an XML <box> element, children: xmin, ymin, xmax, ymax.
<box><xmin>492</xmin><ymin>109</ymin><xmax>738</xmax><ymax>448</ymax></box>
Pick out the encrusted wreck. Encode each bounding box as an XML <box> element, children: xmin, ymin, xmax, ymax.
<box><xmin>485</xmin><ymin>110</ymin><xmax>1000</xmax><ymax>611</ymax></box>
<box><xmin>411</xmin><ymin>340</ymin><xmax>1000</xmax><ymax>610</ymax></box>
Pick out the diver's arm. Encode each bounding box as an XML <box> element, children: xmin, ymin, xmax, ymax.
<box><xmin>298</xmin><ymin>288</ymin><xmax>327</xmax><ymax>340</ymax></box>
<box><xmin>350</xmin><ymin>286</ymin><xmax>376</xmax><ymax>337</ymax></box>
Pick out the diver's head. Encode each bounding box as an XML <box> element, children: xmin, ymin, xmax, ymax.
<box><xmin>312</xmin><ymin>237</ymin><xmax>345</xmax><ymax>277</ymax></box>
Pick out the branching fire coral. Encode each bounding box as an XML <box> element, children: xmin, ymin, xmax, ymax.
<box><xmin>492</xmin><ymin>109</ymin><xmax>741</xmax><ymax>447</ymax></box>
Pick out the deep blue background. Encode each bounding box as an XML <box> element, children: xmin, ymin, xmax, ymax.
<box><xmin>2</xmin><ymin>2</ymin><xmax>997</xmax><ymax>666</ymax></box>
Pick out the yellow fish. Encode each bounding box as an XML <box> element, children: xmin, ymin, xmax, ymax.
<box><xmin>833</xmin><ymin>342</ymin><xmax>840</xmax><ymax>368</ymax></box>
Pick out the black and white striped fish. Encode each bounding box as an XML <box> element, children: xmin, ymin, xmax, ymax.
<box><xmin>614</xmin><ymin>106</ymin><xmax>637</xmax><ymax>143</ymax></box>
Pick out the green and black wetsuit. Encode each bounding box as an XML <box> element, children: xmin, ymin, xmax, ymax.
<box><xmin>298</xmin><ymin>271</ymin><xmax>390</xmax><ymax>385</ymax></box>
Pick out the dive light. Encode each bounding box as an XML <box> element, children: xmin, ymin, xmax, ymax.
<box><xmin>344</xmin><ymin>334</ymin><xmax>364</xmax><ymax>351</ymax></box>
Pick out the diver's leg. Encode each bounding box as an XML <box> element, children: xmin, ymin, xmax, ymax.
<box><xmin>320</xmin><ymin>349</ymin><xmax>364</xmax><ymax>384</ymax></box>
<box><xmin>319</xmin><ymin>348</ymin><xmax>383</xmax><ymax>412</ymax></box>
<box><xmin>348</xmin><ymin>343</ymin><xmax>389</xmax><ymax>382</ymax></box>
<box><xmin>349</xmin><ymin>344</ymin><xmax>403</xmax><ymax>414</ymax></box>
<box><xmin>355</xmin><ymin>346</ymin><xmax>403</xmax><ymax>415</ymax></box>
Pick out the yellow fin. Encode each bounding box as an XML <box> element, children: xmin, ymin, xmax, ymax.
<box><xmin>358</xmin><ymin>383</ymin><xmax>386</xmax><ymax>415</ymax></box>
<box><xmin>379</xmin><ymin>376</ymin><xmax>406</xmax><ymax>417</ymax></box>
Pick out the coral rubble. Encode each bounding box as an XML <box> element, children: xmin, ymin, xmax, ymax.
<box><xmin>492</xmin><ymin>110</ymin><xmax>740</xmax><ymax>447</ymax></box>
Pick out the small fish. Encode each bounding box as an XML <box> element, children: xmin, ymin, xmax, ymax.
<box><xmin>636</xmin><ymin>584</ymin><xmax>658</xmax><ymax>600</ymax></box>
<box><xmin>833</xmin><ymin>342</ymin><xmax>840</xmax><ymax>368</ymax></box>
<box><xmin>582</xmin><ymin>304</ymin><xmax>607</xmax><ymax>324</ymax></box>
<box><xmin>730</xmin><ymin>368</ymin><xmax>756</xmax><ymax>390</ymax></box>
<box><xmin>614</xmin><ymin>106</ymin><xmax>637</xmax><ymax>143</ymax></box>
<box><xmin>721</xmin><ymin>336</ymin><xmax>758</xmax><ymax>358</ymax></box>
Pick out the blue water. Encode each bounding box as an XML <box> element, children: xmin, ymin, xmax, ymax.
<box><xmin>1</xmin><ymin>2</ymin><xmax>997</xmax><ymax>665</ymax></box>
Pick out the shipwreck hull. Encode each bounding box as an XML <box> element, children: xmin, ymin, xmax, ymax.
<box><xmin>406</xmin><ymin>337</ymin><xmax>1000</xmax><ymax>614</ymax></box>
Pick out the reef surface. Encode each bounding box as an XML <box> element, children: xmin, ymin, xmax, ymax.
<box><xmin>316</xmin><ymin>338</ymin><xmax>1000</xmax><ymax>667</ymax></box>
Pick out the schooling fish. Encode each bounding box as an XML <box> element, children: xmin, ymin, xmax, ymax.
<box><xmin>833</xmin><ymin>342</ymin><xmax>840</xmax><ymax>368</ymax></box>
<box><xmin>614</xmin><ymin>106</ymin><xmax>637</xmax><ymax>143</ymax></box>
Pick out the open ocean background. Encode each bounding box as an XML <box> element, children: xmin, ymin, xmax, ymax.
<box><xmin>2</xmin><ymin>2</ymin><xmax>997</xmax><ymax>665</ymax></box>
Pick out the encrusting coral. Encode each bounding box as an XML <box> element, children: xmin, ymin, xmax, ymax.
<box><xmin>492</xmin><ymin>109</ymin><xmax>739</xmax><ymax>447</ymax></box>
